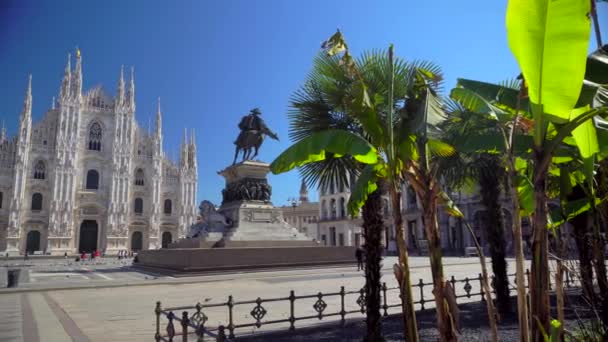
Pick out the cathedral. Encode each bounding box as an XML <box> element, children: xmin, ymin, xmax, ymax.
<box><xmin>0</xmin><ymin>50</ymin><xmax>198</xmax><ymax>255</ymax></box>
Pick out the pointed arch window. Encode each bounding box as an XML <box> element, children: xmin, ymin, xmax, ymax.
<box><xmin>135</xmin><ymin>169</ymin><xmax>144</xmax><ymax>186</ymax></box>
<box><xmin>86</xmin><ymin>170</ymin><xmax>99</xmax><ymax>190</ymax></box>
<box><xmin>88</xmin><ymin>122</ymin><xmax>102</xmax><ymax>151</ymax></box>
<box><xmin>31</xmin><ymin>193</ymin><xmax>43</xmax><ymax>211</ymax></box>
<box><xmin>164</xmin><ymin>199</ymin><xmax>172</xmax><ymax>215</ymax></box>
<box><xmin>33</xmin><ymin>160</ymin><xmax>46</xmax><ymax>179</ymax></box>
<box><xmin>134</xmin><ymin>198</ymin><xmax>143</xmax><ymax>215</ymax></box>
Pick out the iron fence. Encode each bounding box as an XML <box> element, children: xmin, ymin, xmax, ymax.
<box><xmin>154</xmin><ymin>268</ymin><xmax>578</xmax><ymax>341</ymax></box>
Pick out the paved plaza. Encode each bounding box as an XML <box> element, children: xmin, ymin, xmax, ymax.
<box><xmin>0</xmin><ymin>257</ymin><xmax>536</xmax><ymax>341</ymax></box>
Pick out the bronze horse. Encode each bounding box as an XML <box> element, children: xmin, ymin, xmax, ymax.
<box><xmin>232</xmin><ymin>127</ymin><xmax>279</xmax><ymax>164</ymax></box>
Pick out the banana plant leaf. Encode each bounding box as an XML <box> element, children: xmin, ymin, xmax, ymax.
<box><xmin>517</xmin><ymin>174</ymin><xmax>535</xmax><ymax>216</ymax></box>
<box><xmin>455</xmin><ymin>78</ymin><xmax>528</xmax><ymax>113</ymax></box>
<box><xmin>347</xmin><ymin>163</ymin><xmax>387</xmax><ymax>215</ymax></box>
<box><xmin>270</xmin><ymin>129</ymin><xmax>377</xmax><ymax>174</ymax></box>
<box><xmin>506</xmin><ymin>0</ymin><xmax>591</xmax><ymax>122</ymax></box>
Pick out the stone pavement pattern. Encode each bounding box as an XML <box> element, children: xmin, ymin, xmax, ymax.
<box><xmin>0</xmin><ymin>257</ymin><xmax>534</xmax><ymax>341</ymax></box>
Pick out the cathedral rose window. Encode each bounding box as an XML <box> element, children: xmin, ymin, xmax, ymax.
<box><xmin>88</xmin><ymin>122</ymin><xmax>102</xmax><ymax>151</ymax></box>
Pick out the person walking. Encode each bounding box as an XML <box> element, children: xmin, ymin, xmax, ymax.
<box><xmin>355</xmin><ymin>246</ymin><xmax>364</xmax><ymax>271</ymax></box>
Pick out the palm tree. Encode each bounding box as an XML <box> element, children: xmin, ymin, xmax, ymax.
<box><xmin>287</xmin><ymin>53</ymin><xmax>385</xmax><ymax>341</ymax></box>
<box><xmin>439</xmin><ymin>104</ymin><xmax>511</xmax><ymax>314</ymax></box>
<box><xmin>272</xmin><ymin>31</ymin><xmax>457</xmax><ymax>341</ymax></box>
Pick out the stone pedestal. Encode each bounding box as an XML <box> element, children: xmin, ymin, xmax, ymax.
<box><xmin>216</xmin><ymin>161</ymin><xmax>312</xmax><ymax>245</ymax></box>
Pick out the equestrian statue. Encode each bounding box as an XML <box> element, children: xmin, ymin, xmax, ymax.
<box><xmin>233</xmin><ymin>108</ymin><xmax>279</xmax><ymax>164</ymax></box>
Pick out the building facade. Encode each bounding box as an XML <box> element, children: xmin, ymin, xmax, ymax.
<box><xmin>280</xmin><ymin>180</ymin><xmax>319</xmax><ymax>239</ymax></box>
<box><xmin>0</xmin><ymin>51</ymin><xmax>198</xmax><ymax>255</ymax></box>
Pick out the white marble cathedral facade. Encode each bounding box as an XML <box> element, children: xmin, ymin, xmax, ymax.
<box><xmin>0</xmin><ymin>50</ymin><xmax>198</xmax><ymax>255</ymax></box>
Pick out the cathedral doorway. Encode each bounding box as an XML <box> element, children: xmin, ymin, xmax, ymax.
<box><xmin>161</xmin><ymin>232</ymin><xmax>172</xmax><ymax>248</ymax></box>
<box><xmin>131</xmin><ymin>231</ymin><xmax>143</xmax><ymax>251</ymax></box>
<box><xmin>26</xmin><ymin>231</ymin><xmax>41</xmax><ymax>253</ymax></box>
<box><xmin>79</xmin><ymin>220</ymin><xmax>98</xmax><ymax>253</ymax></box>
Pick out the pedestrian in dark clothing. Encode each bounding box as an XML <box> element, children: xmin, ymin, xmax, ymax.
<box><xmin>355</xmin><ymin>247</ymin><xmax>364</xmax><ymax>271</ymax></box>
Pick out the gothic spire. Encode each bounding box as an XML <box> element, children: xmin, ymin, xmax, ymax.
<box><xmin>155</xmin><ymin>97</ymin><xmax>162</xmax><ymax>139</ymax></box>
<box><xmin>126</xmin><ymin>66</ymin><xmax>136</xmax><ymax>112</ymax></box>
<box><xmin>21</xmin><ymin>74</ymin><xmax>32</xmax><ymax>122</ymax></box>
<box><xmin>19</xmin><ymin>75</ymin><xmax>32</xmax><ymax>143</ymax></box>
<box><xmin>60</xmin><ymin>53</ymin><xmax>71</xmax><ymax>99</ymax></box>
<box><xmin>180</xmin><ymin>128</ymin><xmax>188</xmax><ymax>168</ymax></box>
<box><xmin>189</xmin><ymin>128</ymin><xmax>197</xmax><ymax>170</ymax></box>
<box><xmin>71</xmin><ymin>48</ymin><xmax>82</xmax><ymax>99</ymax></box>
<box><xmin>116</xmin><ymin>65</ymin><xmax>125</xmax><ymax>108</ymax></box>
<box><xmin>299</xmin><ymin>179</ymin><xmax>309</xmax><ymax>202</ymax></box>
<box><xmin>1</xmin><ymin>121</ymin><xmax>6</xmax><ymax>143</ymax></box>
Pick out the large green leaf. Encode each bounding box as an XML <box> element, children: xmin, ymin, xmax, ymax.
<box><xmin>570</xmin><ymin>106</ymin><xmax>599</xmax><ymax>157</ymax></box>
<box><xmin>398</xmin><ymin>134</ymin><xmax>418</xmax><ymax>162</ymax></box>
<box><xmin>270</xmin><ymin>130</ymin><xmax>377</xmax><ymax>174</ymax></box>
<box><xmin>347</xmin><ymin>164</ymin><xmax>386</xmax><ymax>215</ymax></box>
<box><xmin>349</xmin><ymin>83</ymin><xmax>385</xmax><ymax>146</ymax></box>
<box><xmin>457</xmin><ymin>78</ymin><xmax>527</xmax><ymax>110</ymax></box>
<box><xmin>517</xmin><ymin>174</ymin><xmax>535</xmax><ymax>216</ymax></box>
<box><xmin>506</xmin><ymin>0</ymin><xmax>591</xmax><ymax>120</ymax></box>
<box><xmin>453</xmin><ymin>132</ymin><xmax>533</xmax><ymax>155</ymax></box>
<box><xmin>428</xmin><ymin>138</ymin><xmax>455</xmax><ymax>157</ymax></box>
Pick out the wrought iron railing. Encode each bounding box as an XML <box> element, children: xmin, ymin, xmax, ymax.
<box><xmin>154</xmin><ymin>268</ymin><xmax>578</xmax><ymax>341</ymax></box>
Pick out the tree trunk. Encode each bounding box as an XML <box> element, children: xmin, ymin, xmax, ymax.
<box><xmin>594</xmin><ymin>161</ymin><xmax>608</xmax><ymax>333</ymax></box>
<box><xmin>361</xmin><ymin>186</ymin><xmax>384</xmax><ymax>341</ymax></box>
<box><xmin>531</xmin><ymin>151</ymin><xmax>550</xmax><ymax>342</ymax></box>
<box><xmin>461</xmin><ymin>218</ymin><xmax>499</xmax><ymax>342</ymax></box>
<box><xmin>479</xmin><ymin>160</ymin><xmax>511</xmax><ymax>314</ymax></box>
<box><xmin>390</xmin><ymin>189</ymin><xmax>419</xmax><ymax>342</ymax></box>
<box><xmin>422</xmin><ymin>188</ymin><xmax>457</xmax><ymax>342</ymax></box>
<box><xmin>507</xmin><ymin>163</ymin><xmax>530</xmax><ymax>342</ymax></box>
<box><xmin>571</xmin><ymin>211</ymin><xmax>596</xmax><ymax>302</ymax></box>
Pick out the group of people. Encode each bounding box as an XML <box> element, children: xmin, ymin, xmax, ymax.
<box><xmin>117</xmin><ymin>250</ymin><xmax>133</xmax><ymax>259</ymax></box>
<box><xmin>76</xmin><ymin>250</ymin><xmax>101</xmax><ymax>262</ymax></box>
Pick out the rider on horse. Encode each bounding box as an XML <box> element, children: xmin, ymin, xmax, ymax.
<box><xmin>233</xmin><ymin>108</ymin><xmax>279</xmax><ymax>164</ymax></box>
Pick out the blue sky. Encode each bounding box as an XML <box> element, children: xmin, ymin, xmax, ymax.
<box><xmin>1</xmin><ymin>0</ymin><xmax>606</xmax><ymax>206</ymax></box>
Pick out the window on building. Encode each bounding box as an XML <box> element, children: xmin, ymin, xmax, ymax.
<box><xmin>340</xmin><ymin>197</ymin><xmax>346</xmax><ymax>218</ymax></box>
<box><xmin>329</xmin><ymin>227</ymin><xmax>337</xmax><ymax>246</ymax></box>
<box><xmin>338</xmin><ymin>233</ymin><xmax>344</xmax><ymax>246</ymax></box>
<box><xmin>135</xmin><ymin>169</ymin><xmax>144</xmax><ymax>186</ymax></box>
<box><xmin>0</xmin><ymin>192</ymin><xmax>3</xmax><ymax>209</ymax></box>
<box><xmin>33</xmin><ymin>160</ymin><xmax>45</xmax><ymax>179</ymax></box>
<box><xmin>407</xmin><ymin>186</ymin><xmax>417</xmax><ymax>209</ymax></box>
<box><xmin>31</xmin><ymin>193</ymin><xmax>43</xmax><ymax>211</ymax></box>
<box><xmin>88</xmin><ymin>122</ymin><xmax>102</xmax><ymax>151</ymax></box>
<box><xmin>330</xmin><ymin>199</ymin><xmax>337</xmax><ymax>219</ymax></box>
<box><xmin>164</xmin><ymin>199</ymin><xmax>172</xmax><ymax>215</ymax></box>
<box><xmin>321</xmin><ymin>200</ymin><xmax>327</xmax><ymax>219</ymax></box>
<box><xmin>408</xmin><ymin>220</ymin><xmax>418</xmax><ymax>249</ymax></box>
<box><xmin>383</xmin><ymin>198</ymin><xmax>389</xmax><ymax>216</ymax></box>
<box><xmin>134</xmin><ymin>198</ymin><xmax>143</xmax><ymax>214</ymax></box>
<box><xmin>86</xmin><ymin>170</ymin><xmax>99</xmax><ymax>190</ymax></box>
<box><xmin>321</xmin><ymin>234</ymin><xmax>327</xmax><ymax>246</ymax></box>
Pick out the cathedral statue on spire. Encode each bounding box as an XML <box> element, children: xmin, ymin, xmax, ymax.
<box><xmin>232</xmin><ymin>108</ymin><xmax>279</xmax><ymax>164</ymax></box>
